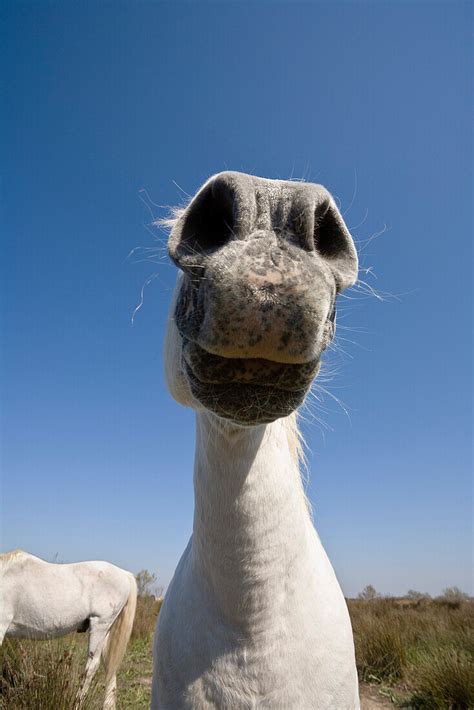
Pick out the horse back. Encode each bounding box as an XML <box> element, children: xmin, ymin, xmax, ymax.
<box><xmin>1</xmin><ymin>553</ymin><xmax>132</xmax><ymax>640</ymax></box>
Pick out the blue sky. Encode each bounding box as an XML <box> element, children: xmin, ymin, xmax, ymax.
<box><xmin>1</xmin><ymin>1</ymin><xmax>472</xmax><ymax>597</ymax></box>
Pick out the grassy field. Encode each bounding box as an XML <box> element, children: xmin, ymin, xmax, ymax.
<box><xmin>1</xmin><ymin>596</ymin><xmax>473</xmax><ymax>709</ymax></box>
<box><xmin>349</xmin><ymin>596</ymin><xmax>473</xmax><ymax>708</ymax></box>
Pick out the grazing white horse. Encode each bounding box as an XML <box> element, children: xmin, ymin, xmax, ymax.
<box><xmin>152</xmin><ymin>172</ymin><xmax>360</xmax><ymax>708</ymax></box>
<box><xmin>0</xmin><ymin>549</ymin><xmax>137</xmax><ymax>709</ymax></box>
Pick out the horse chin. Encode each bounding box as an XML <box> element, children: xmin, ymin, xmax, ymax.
<box><xmin>182</xmin><ymin>341</ymin><xmax>320</xmax><ymax>426</ymax></box>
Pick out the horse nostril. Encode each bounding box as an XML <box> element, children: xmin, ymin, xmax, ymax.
<box><xmin>178</xmin><ymin>177</ymin><xmax>236</xmax><ymax>254</ymax></box>
<box><xmin>314</xmin><ymin>200</ymin><xmax>349</xmax><ymax>259</ymax></box>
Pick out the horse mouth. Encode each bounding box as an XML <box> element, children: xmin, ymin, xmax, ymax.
<box><xmin>182</xmin><ymin>339</ymin><xmax>319</xmax><ymax>425</ymax></box>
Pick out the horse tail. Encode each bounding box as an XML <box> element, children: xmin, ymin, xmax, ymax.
<box><xmin>102</xmin><ymin>572</ymin><xmax>137</xmax><ymax>684</ymax></box>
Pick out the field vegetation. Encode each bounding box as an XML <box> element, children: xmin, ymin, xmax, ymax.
<box><xmin>1</xmin><ymin>580</ymin><xmax>472</xmax><ymax>709</ymax></box>
<box><xmin>350</xmin><ymin>586</ymin><xmax>473</xmax><ymax>708</ymax></box>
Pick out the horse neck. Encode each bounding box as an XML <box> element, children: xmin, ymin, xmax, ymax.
<box><xmin>191</xmin><ymin>411</ymin><xmax>313</xmax><ymax>631</ymax></box>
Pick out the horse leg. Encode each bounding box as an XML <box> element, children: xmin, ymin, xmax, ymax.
<box><xmin>103</xmin><ymin>673</ymin><xmax>117</xmax><ymax>710</ymax></box>
<box><xmin>0</xmin><ymin>624</ymin><xmax>8</xmax><ymax>645</ymax></box>
<box><xmin>0</xmin><ymin>611</ymin><xmax>13</xmax><ymax>645</ymax></box>
<box><xmin>79</xmin><ymin>619</ymin><xmax>110</xmax><ymax>703</ymax></box>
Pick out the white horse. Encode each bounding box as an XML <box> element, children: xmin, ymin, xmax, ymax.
<box><xmin>0</xmin><ymin>549</ymin><xmax>137</xmax><ymax>709</ymax></box>
<box><xmin>152</xmin><ymin>172</ymin><xmax>361</xmax><ymax>708</ymax></box>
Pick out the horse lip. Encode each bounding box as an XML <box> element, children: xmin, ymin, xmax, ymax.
<box><xmin>184</xmin><ymin>361</ymin><xmax>306</xmax><ymax>397</ymax></box>
<box><xmin>183</xmin><ymin>362</ymin><xmax>308</xmax><ymax>425</ymax></box>
<box><xmin>182</xmin><ymin>339</ymin><xmax>320</xmax><ymax>393</ymax></box>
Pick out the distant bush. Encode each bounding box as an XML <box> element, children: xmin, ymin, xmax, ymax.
<box><xmin>357</xmin><ymin>584</ymin><xmax>379</xmax><ymax>601</ymax></box>
<box><xmin>433</xmin><ymin>587</ymin><xmax>472</xmax><ymax>611</ymax></box>
<box><xmin>135</xmin><ymin>569</ymin><xmax>162</xmax><ymax>598</ymax></box>
<box><xmin>406</xmin><ymin>589</ymin><xmax>431</xmax><ymax>602</ymax></box>
<box><xmin>440</xmin><ymin>587</ymin><xmax>471</xmax><ymax>603</ymax></box>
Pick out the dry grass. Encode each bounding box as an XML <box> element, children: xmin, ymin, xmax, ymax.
<box><xmin>131</xmin><ymin>596</ymin><xmax>163</xmax><ymax>642</ymax></box>
<box><xmin>2</xmin><ymin>596</ymin><xmax>472</xmax><ymax>708</ymax></box>
<box><xmin>407</xmin><ymin>648</ymin><xmax>474</xmax><ymax>709</ymax></box>
<box><xmin>348</xmin><ymin>597</ymin><xmax>474</xmax><ymax>708</ymax></box>
<box><xmin>0</xmin><ymin>637</ymin><xmax>101</xmax><ymax>709</ymax></box>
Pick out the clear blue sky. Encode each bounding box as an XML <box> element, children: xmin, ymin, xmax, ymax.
<box><xmin>1</xmin><ymin>1</ymin><xmax>472</xmax><ymax>597</ymax></box>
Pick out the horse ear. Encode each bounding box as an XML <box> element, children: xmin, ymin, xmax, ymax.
<box><xmin>313</xmin><ymin>193</ymin><xmax>358</xmax><ymax>292</ymax></box>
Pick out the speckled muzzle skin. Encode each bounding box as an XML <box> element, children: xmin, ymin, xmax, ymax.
<box><xmin>168</xmin><ymin>172</ymin><xmax>358</xmax><ymax>425</ymax></box>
